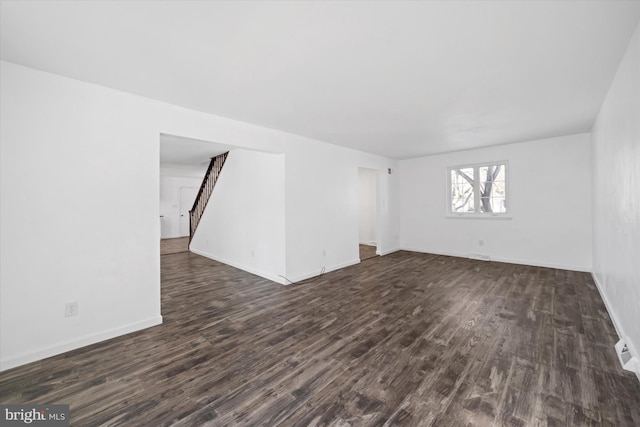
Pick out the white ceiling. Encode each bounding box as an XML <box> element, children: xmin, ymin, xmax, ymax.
<box><xmin>159</xmin><ymin>134</ymin><xmax>230</xmax><ymax>166</ymax></box>
<box><xmin>2</xmin><ymin>1</ymin><xmax>639</xmax><ymax>159</ymax></box>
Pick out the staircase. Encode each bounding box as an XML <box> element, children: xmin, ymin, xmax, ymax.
<box><xmin>189</xmin><ymin>151</ymin><xmax>229</xmax><ymax>241</ymax></box>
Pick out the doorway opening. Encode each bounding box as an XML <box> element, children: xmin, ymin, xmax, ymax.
<box><xmin>159</xmin><ymin>134</ymin><xmax>231</xmax><ymax>256</ymax></box>
<box><xmin>358</xmin><ymin>167</ymin><xmax>379</xmax><ymax>261</ymax></box>
<box><xmin>159</xmin><ymin>186</ymin><xmax>197</xmax><ymax>255</ymax></box>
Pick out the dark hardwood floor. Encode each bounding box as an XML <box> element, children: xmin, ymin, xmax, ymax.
<box><xmin>161</xmin><ymin>236</ymin><xmax>190</xmax><ymax>255</ymax></box>
<box><xmin>1</xmin><ymin>251</ymin><xmax>639</xmax><ymax>426</ymax></box>
<box><xmin>359</xmin><ymin>244</ymin><xmax>378</xmax><ymax>261</ymax></box>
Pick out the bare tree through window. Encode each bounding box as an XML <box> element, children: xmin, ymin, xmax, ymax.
<box><xmin>451</xmin><ymin>167</ymin><xmax>475</xmax><ymax>212</ymax></box>
<box><xmin>449</xmin><ymin>163</ymin><xmax>507</xmax><ymax>214</ymax></box>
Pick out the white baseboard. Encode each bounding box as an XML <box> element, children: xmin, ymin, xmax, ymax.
<box><xmin>592</xmin><ymin>273</ymin><xmax>624</xmax><ymax>338</ymax></box>
<box><xmin>285</xmin><ymin>259</ymin><xmax>361</xmax><ymax>284</ymax></box>
<box><xmin>592</xmin><ymin>273</ymin><xmax>640</xmax><ymax>382</ymax></box>
<box><xmin>190</xmin><ymin>248</ymin><xmax>287</xmax><ymax>285</ymax></box>
<box><xmin>192</xmin><ymin>246</ymin><xmax>400</xmax><ymax>285</ymax></box>
<box><xmin>400</xmin><ymin>247</ymin><xmax>591</xmax><ymax>272</ymax></box>
<box><xmin>492</xmin><ymin>256</ymin><xmax>591</xmax><ymax>273</ymax></box>
<box><xmin>378</xmin><ymin>247</ymin><xmax>400</xmax><ymax>256</ymax></box>
<box><xmin>400</xmin><ymin>247</ymin><xmax>460</xmax><ymax>258</ymax></box>
<box><xmin>0</xmin><ymin>316</ymin><xmax>163</xmax><ymax>372</ymax></box>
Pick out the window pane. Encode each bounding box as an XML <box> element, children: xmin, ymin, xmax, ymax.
<box><xmin>450</xmin><ymin>168</ymin><xmax>475</xmax><ymax>213</ymax></box>
<box><xmin>479</xmin><ymin>164</ymin><xmax>506</xmax><ymax>213</ymax></box>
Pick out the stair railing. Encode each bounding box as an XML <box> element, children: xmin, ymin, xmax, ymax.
<box><xmin>189</xmin><ymin>151</ymin><xmax>229</xmax><ymax>241</ymax></box>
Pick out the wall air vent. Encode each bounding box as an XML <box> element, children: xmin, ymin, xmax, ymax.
<box><xmin>615</xmin><ymin>339</ymin><xmax>640</xmax><ymax>381</ymax></box>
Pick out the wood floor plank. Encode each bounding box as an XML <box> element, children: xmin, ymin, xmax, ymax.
<box><xmin>161</xmin><ymin>237</ymin><xmax>190</xmax><ymax>255</ymax></box>
<box><xmin>1</xmin><ymin>250</ymin><xmax>639</xmax><ymax>425</ymax></box>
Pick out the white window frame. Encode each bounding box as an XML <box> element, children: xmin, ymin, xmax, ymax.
<box><xmin>446</xmin><ymin>161</ymin><xmax>511</xmax><ymax>219</ymax></box>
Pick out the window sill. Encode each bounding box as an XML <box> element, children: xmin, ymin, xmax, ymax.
<box><xmin>445</xmin><ymin>214</ymin><xmax>512</xmax><ymax>220</ymax></box>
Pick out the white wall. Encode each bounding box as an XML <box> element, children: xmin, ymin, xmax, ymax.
<box><xmin>0</xmin><ymin>61</ymin><xmax>399</xmax><ymax>369</ymax></box>
<box><xmin>399</xmin><ymin>133</ymin><xmax>592</xmax><ymax>271</ymax></box>
<box><xmin>0</xmin><ymin>61</ymin><xmax>163</xmax><ymax>370</ymax></box>
<box><xmin>283</xmin><ymin>145</ymin><xmax>399</xmax><ymax>282</ymax></box>
<box><xmin>160</xmin><ymin>165</ymin><xmax>206</xmax><ymax>239</ymax></box>
<box><xmin>190</xmin><ymin>149</ymin><xmax>286</xmax><ymax>283</ymax></box>
<box><xmin>358</xmin><ymin>168</ymin><xmax>378</xmax><ymax>246</ymax></box>
<box><xmin>592</xmin><ymin>21</ymin><xmax>640</xmax><ymax>376</ymax></box>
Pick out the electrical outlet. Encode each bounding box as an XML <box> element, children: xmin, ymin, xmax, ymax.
<box><xmin>479</xmin><ymin>240</ymin><xmax>484</xmax><ymax>246</ymax></box>
<box><xmin>65</xmin><ymin>302</ymin><xmax>78</xmax><ymax>317</ymax></box>
<box><xmin>322</xmin><ymin>249</ymin><xmax>326</xmax><ymax>257</ymax></box>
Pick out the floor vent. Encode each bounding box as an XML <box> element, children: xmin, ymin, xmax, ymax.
<box><xmin>615</xmin><ymin>339</ymin><xmax>639</xmax><ymax>375</ymax></box>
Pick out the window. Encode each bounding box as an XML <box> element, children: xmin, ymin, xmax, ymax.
<box><xmin>448</xmin><ymin>162</ymin><xmax>508</xmax><ymax>216</ymax></box>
